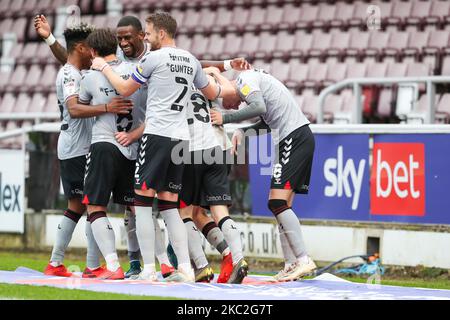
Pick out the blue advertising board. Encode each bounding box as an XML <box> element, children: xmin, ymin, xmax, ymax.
<box><xmin>248</xmin><ymin>133</ymin><xmax>450</xmax><ymax>225</ymax></box>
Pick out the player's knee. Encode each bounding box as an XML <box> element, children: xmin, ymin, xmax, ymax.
<box><xmin>267</xmin><ymin>199</ymin><xmax>290</xmax><ymax>216</ymax></box>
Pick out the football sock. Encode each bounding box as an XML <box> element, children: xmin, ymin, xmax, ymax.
<box><xmin>183</xmin><ymin>218</ymin><xmax>208</xmax><ymax>269</ymax></box>
<box><xmin>50</xmin><ymin>209</ymin><xmax>82</xmax><ymax>264</ymax></box>
<box><xmin>202</xmin><ymin>221</ymin><xmax>230</xmax><ymax>256</ymax></box>
<box><xmin>218</xmin><ymin>217</ymin><xmax>244</xmax><ymax>265</ymax></box>
<box><xmin>89</xmin><ymin>211</ymin><xmax>119</xmax><ymax>271</ymax></box>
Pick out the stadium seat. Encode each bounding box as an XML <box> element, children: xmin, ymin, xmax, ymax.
<box><xmin>16</xmin><ymin>42</ymin><xmax>40</xmax><ymax>66</ymax></box>
<box><xmin>384</xmin><ymin>1</ymin><xmax>412</xmax><ymax>30</ymax></box>
<box><xmin>254</xmin><ymin>32</ymin><xmax>277</xmax><ymax>61</ymax></box>
<box><xmin>278</xmin><ymin>4</ymin><xmax>301</xmax><ymax>33</ymax></box>
<box><xmin>407</xmin><ymin>93</ymin><xmax>440</xmax><ymax>124</ymax></box>
<box><xmin>402</xmin><ymin>30</ymin><xmax>429</xmax><ymax>63</ymax></box>
<box><xmin>269</xmin><ymin>59</ymin><xmax>290</xmax><ymax>84</ymax></box>
<box><xmin>376</xmin><ymin>88</ymin><xmax>393</xmax><ymax>119</ymax></box>
<box><xmin>406</xmin><ymin>0</ymin><xmax>432</xmax><ymax>30</ymax></box>
<box><xmin>302</xmin><ymin>63</ymin><xmax>328</xmax><ymax>91</ymax></box>
<box><xmin>435</xmin><ymin>93</ymin><xmax>450</xmax><ymax>123</ymax></box>
<box><xmin>407</xmin><ymin>62</ymin><xmax>431</xmax><ymax>77</ymax></box>
<box><xmin>243</xmin><ymin>6</ymin><xmax>267</xmax><ymax>34</ymax></box>
<box><xmin>423</xmin><ymin>30</ymin><xmax>450</xmax><ymax>74</ymax></box>
<box><xmin>344</xmin><ymin>30</ymin><xmax>370</xmax><ymax>63</ymax></box>
<box><xmin>196</xmin><ymin>8</ymin><xmax>218</xmax><ymax>36</ymax></box>
<box><xmin>346</xmin><ymin>62</ymin><xmax>367</xmax><ymax>79</ymax></box>
<box><xmin>330</xmin><ymin>2</ymin><xmax>354</xmax><ymax>30</ymax></box>
<box><xmin>311</xmin><ymin>3</ymin><xmax>336</xmax><ymax>31</ymax></box>
<box><xmin>323</xmin><ymin>62</ymin><xmax>347</xmax><ymax>86</ymax></box>
<box><xmin>176</xmin><ymin>34</ymin><xmax>192</xmax><ymax>52</ymax></box>
<box><xmin>347</xmin><ymin>1</ymin><xmax>370</xmax><ymax>31</ymax></box>
<box><xmin>0</xmin><ymin>70</ymin><xmax>11</xmax><ymax>94</ymax></box>
<box><xmin>382</xmin><ymin>31</ymin><xmax>409</xmax><ymax>62</ymax></box>
<box><xmin>323</xmin><ymin>94</ymin><xmax>344</xmax><ymax>123</ymax></box>
<box><xmin>296</xmin><ymin>4</ymin><xmax>320</xmax><ymax>32</ymax></box>
<box><xmin>300</xmin><ymin>92</ymin><xmax>319</xmax><ymax>123</ymax></box>
<box><xmin>363</xmin><ymin>31</ymin><xmax>390</xmax><ymax>62</ymax></box>
<box><xmin>210</xmin><ymin>7</ymin><xmax>233</xmax><ymax>35</ymax></box>
<box><xmin>272</xmin><ymin>31</ymin><xmax>295</xmax><ymax>61</ymax></box>
<box><xmin>325</xmin><ymin>31</ymin><xmax>351</xmax><ymax>63</ymax></box>
<box><xmin>28</xmin><ymin>92</ymin><xmax>47</xmax><ymax>113</ymax></box>
<box><xmin>219</xmin><ymin>33</ymin><xmax>242</xmax><ymax>59</ymax></box>
<box><xmin>43</xmin><ymin>92</ymin><xmax>58</xmax><ymax>113</ymax></box>
<box><xmin>227</xmin><ymin>7</ymin><xmax>250</xmax><ymax>34</ymax></box>
<box><xmin>13</xmin><ymin>92</ymin><xmax>31</xmax><ymax>113</ymax></box>
<box><xmin>263</xmin><ymin>5</ymin><xmax>284</xmax><ymax>33</ymax></box>
<box><xmin>92</xmin><ymin>0</ymin><xmax>106</xmax><ymax>14</ymax></box>
<box><xmin>441</xmin><ymin>56</ymin><xmax>450</xmax><ymax>75</ymax></box>
<box><xmin>290</xmin><ymin>30</ymin><xmax>313</xmax><ymax>61</ymax></box>
<box><xmin>308</xmin><ymin>31</ymin><xmax>332</xmax><ymax>62</ymax></box>
<box><xmin>286</xmin><ymin>60</ymin><xmax>308</xmax><ymax>91</ymax></box>
<box><xmin>202</xmin><ymin>34</ymin><xmax>225</xmax><ymax>60</ymax></box>
<box><xmin>177</xmin><ymin>9</ymin><xmax>201</xmax><ymax>36</ymax></box>
<box><xmin>425</xmin><ymin>0</ymin><xmax>450</xmax><ymax>28</ymax></box>
<box><xmin>0</xmin><ymin>93</ymin><xmax>16</xmax><ymax>113</ymax></box>
<box><xmin>4</xmin><ymin>65</ymin><xmax>27</xmax><ymax>93</ymax></box>
<box><xmin>237</xmin><ymin>32</ymin><xmax>259</xmax><ymax>60</ymax></box>
<box><xmin>386</xmin><ymin>62</ymin><xmax>408</xmax><ymax>78</ymax></box>
<box><xmin>35</xmin><ymin>64</ymin><xmax>58</xmax><ymax>94</ymax></box>
<box><xmin>189</xmin><ymin>34</ymin><xmax>210</xmax><ymax>60</ymax></box>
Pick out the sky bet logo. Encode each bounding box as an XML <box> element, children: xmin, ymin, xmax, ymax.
<box><xmin>323</xmin><ymin>146</ymin><xmax>366</xmax><ymax>211</ymax></box>
<box><xmin>0</xmin><ymin>172</ymin><xmax>21</xmax><ymax>213</ymax></box>
<box><xmin>370</xmin><ymin>143</ymin><xmax>425</xmax><ymax>216</ymax></box>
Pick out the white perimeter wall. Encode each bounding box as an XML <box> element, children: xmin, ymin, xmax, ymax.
<box><xmin>45</xmin><ymin>215</ymin><xmax>450</xmax><ymax>269</ymax></box>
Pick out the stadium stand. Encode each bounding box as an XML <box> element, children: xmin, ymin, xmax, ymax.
<box><xmin>2</xmin><ymin>0</ymin><xmax>450</xmax><ymax>148</ymax></box>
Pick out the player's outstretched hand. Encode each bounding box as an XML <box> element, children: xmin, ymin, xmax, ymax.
<box><xmin>231</xmin><ymin>57</ymin><xmax>251</xmax><ymax>71</ymax></box>
<box><xmin>91</xmin><ymin>57</ymin><xmax>108</xmax><ymax>71</ymax></box>
<box><xmin>210</xmin><ymin>108</ymin><xmax>223</xmax><ymax>125</ymax></box>
<box><xmin>231</xmin><ymin>129</ymin><xmax>244</xmax><ymax>156</ymax></box>
<box><xmin>115</xmin><ymin>131</ymin><xmax>133</xmax><ymax>147</ymax></box>
<box><xmin>34</xmin><ymin>14</ymin><xmax>51</xmax><ymax>39</ymax></box>
<box><xmin>107</xmin><ymin>97</ymin><xmax>133</xmax><ymax>114</ymax></box>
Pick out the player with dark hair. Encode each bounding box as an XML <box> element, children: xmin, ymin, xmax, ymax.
<box><xmin>35</xmin><ymin>14</ymin><xmax>176</xmax><ymax>279</ymax></box>
<box><xmin>91</xmin><ymin>11</ymin><xmax>234</xmax><ymax>282</ymax></box>
<box><xmin>43</xmin><ymin>23</ymin><xmax>132</xmax><ymax>278</ymax></box>
<box><xmin>210</xmin><ymin>68</ymin><xmax>318</xmax><ymax>281</ymax></box>
<box><xmin>78</xmin><ymin>28</ymin><xmax>148</xmax><ymax>280</ymax></box>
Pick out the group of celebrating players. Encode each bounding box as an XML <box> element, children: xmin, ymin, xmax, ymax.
<box><xmin>34</xmin><ymin>10</ymin><xmax>317</xmax><ymax>284</ymax></box>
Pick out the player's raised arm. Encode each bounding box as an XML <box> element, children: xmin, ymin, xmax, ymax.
<box><xmin>67</xmin><ymin>96</ymin><xmax>133</xmax><ymax>118</ymax></box>
<box><xmin>92</xmin><ymin>57</ymin><xmax>142</xmax><ymax>96</ymax></box>
<box><xmin>34</xmin><ymin>14</ymin><xmax>68</xmax><ymax>65</ymax></box>
<box><xmin>200</xmin><ymin>57</ymin><xmax>251</xmax><ymax>72</ymax></box>
<box><xmin>210</xmin><ymin>71</ymin><xmax>267</xmax><ymax>125</ymax></box>
<box><xmin>203</xmin><ymin>66</ymin><xmax>239</xmax><ymax>98</ymax></box>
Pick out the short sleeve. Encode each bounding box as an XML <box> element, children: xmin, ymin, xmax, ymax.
<box><xmin>62</xmin><ymin>71</ymin><xmax>81</xmax><ymax>102</ymax></box>
<box><xmin>193</xmin><ymin>58</ymin><xmax>209</xmax><ymax>89</ymax></box>
<box><xmin>235</xmin><ymin>71</ymin><xmax>261</xmax><ymax>102</ymax></box>
<box><xmin>78</xmin><ymin>74</ymin><xmax>92</xmax><ymax>104</ymax></box>
<box><xmin>132</xmin><ymin>53</ymin><xmax>155</xmax><ymax>85</ymax></box>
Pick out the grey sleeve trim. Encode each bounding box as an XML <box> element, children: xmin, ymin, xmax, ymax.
<box><xmin>222</xmin><ymin>91</ymin><xmax>266</xmax><ymax>124</ymax></box>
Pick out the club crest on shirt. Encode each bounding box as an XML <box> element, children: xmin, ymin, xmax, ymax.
<box><xmin>240</xmin><ymin>84</ymin><xmax>251</xmax><ymax>96</ymax></box>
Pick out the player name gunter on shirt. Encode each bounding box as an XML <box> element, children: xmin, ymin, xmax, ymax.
<box><xmin>167</xmin><ymin>53</ymin><xmax>194</xmax><ymax>75</ymax></box>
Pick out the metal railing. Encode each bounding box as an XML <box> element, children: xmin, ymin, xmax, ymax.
<box><xmin>318</xmin><ymin>76</ymin><xmax>450</xmax><ymax>124</ymax></box>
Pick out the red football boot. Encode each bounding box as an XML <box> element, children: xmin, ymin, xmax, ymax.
<box><xmin>161</xmin><ymin>263</ymin><xmax>175</xmax><ymax>278</ymax></box>
<box><xmin>44</xmin><ymin>263</ymin><xmax>73</xmax><ymax>277</ymax></box>
<box><xmin>217</xmin><ymin>253</ymin><xmax>233</xmax><ymax>283</ymax></box>
<box><xmin>97</xmin><ymin>267</ymin><xmax>125</xmax><ymax>280</ymax></box>
<box><xmin>82</xmin><ymin>265</ymin><xmax>107</xmax><ymax>278</ymax></box>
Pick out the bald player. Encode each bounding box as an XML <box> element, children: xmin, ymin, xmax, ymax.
<box><xmin>210</xmin><ymin>68</ymin><xmax>317</xmax><ymax>281</ymax></box>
